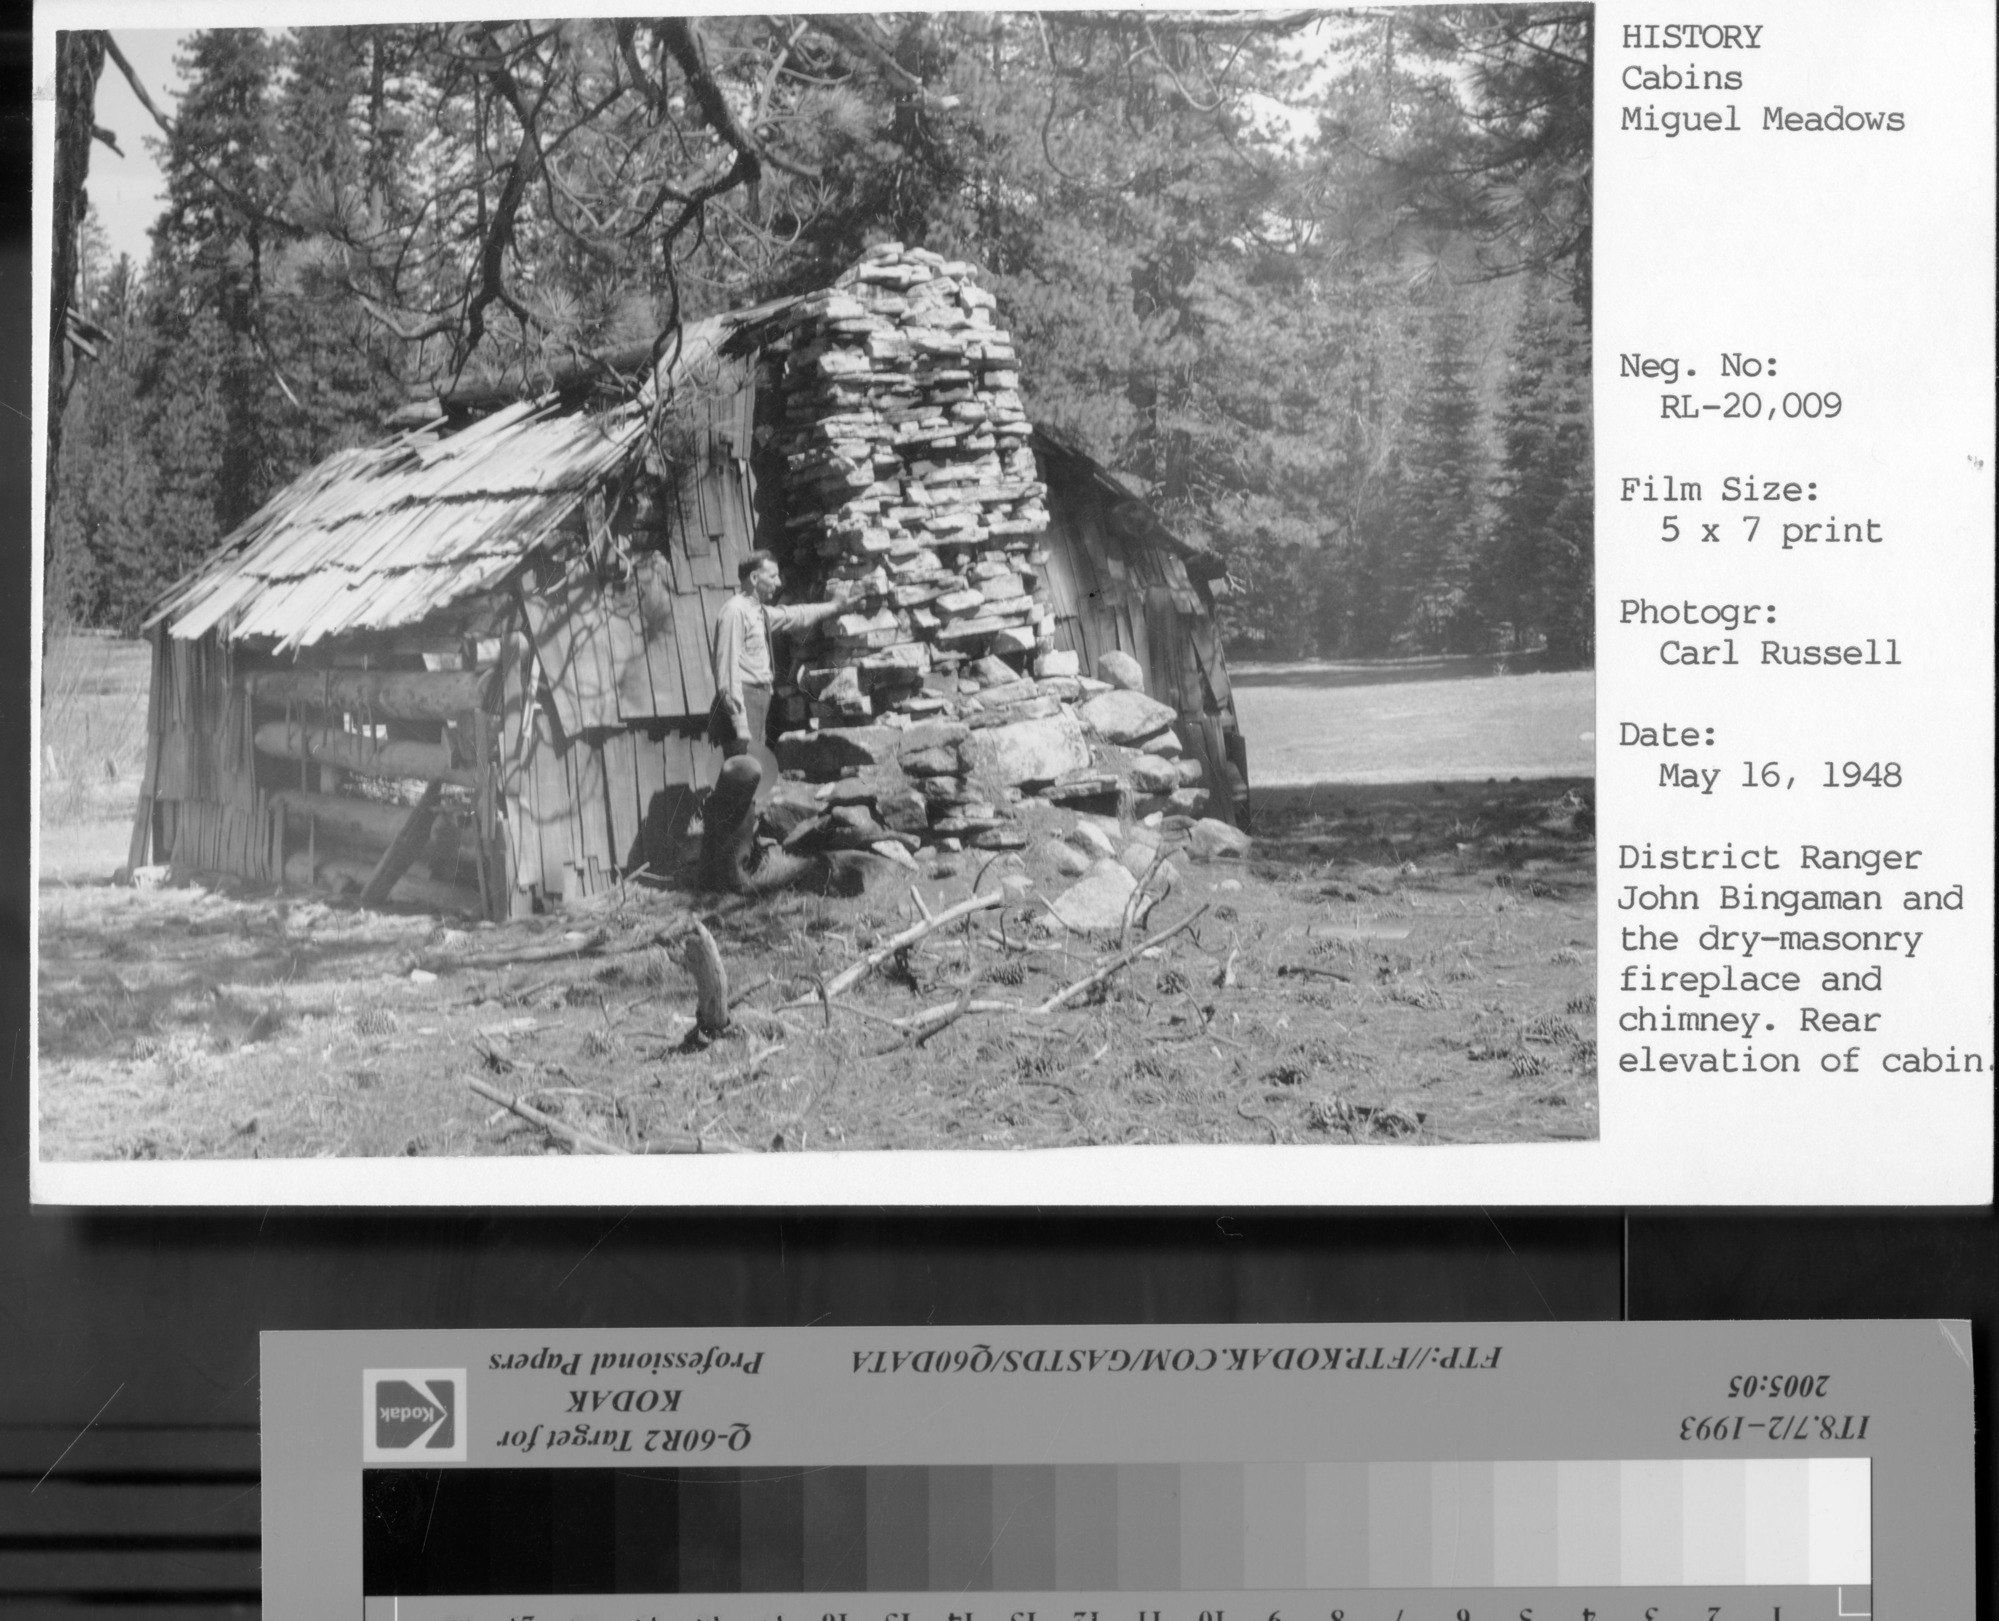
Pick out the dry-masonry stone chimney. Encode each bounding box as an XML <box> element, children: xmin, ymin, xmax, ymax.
<box><xmin>752</xmin><ymin>243</ymin><xmax>1237</xmax><ymax>877</ymax></box>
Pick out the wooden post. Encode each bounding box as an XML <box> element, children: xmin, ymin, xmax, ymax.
<box><xmin>681</xmin><ymin>922</ymin><xmax>730</xmax><ymax>1036</ymax></box>
<box><xmin>359</xmin><ymin>781</ymin><xmax>443</xmax><ymax>909</ymax></box>
<box><xmin>126</xmin><ymin>632</ymin><xmax>166</xmax><ymax>872</ymax></box>
<box><xmin>497</xmin><ymin>634</ymin><xmax>533</xmax><ymax>920</ymax></box>
<box><xmin>471</xmin><ymin>710</ymin><xmax>496</xmax><ymax>921</ymax></box>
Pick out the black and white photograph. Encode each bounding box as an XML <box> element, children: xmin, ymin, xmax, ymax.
<box><xmin>5</xmin><ymin>4</ymin><xmax>1996</xmax><ymax>1611</ymax></box>
<box><xmin>34</xmin><ymin>7</ymin><xmax>1594</xmax><ymax>1182</ymax></box>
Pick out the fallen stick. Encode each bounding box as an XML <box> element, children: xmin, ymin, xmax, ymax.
<box><xmin>1119</xmin><ymin>848</ymin><xmax>1171</xmax><ymax>946</ymax></box>
<box><xmin>1032</xmin><ymin>903</ymin><xmax>1212</xmax><ymax>1015</ymax></box>
<box><xmin>1275</xmin><ymin>963</ymin><xmax>1353</xmax><ymax>983</ymax></box>
<box><xmin>469</xmin><ymin>1077</ymin><xmax>624</xmax><ymax>1155</ymax></box>
<box><xmin>907</xmin><ymin>978</ymin><xmax>980</xmax><ymax>1046</ymax></box>
<box><xmin>498</xmin><ymin>975</ymin><xmax>566</xmax><ymax>1005</ymax></box>
<box><xmin>470</xmin><ymin>1035</ymin><xmax>517</xmax><ymax>1074</ymax></box>
<box><xmin>427</xmin><ymin>928</ymin><xmax>608</xmax><ymax>971</ymax></box>
<box><xmin>524</xmin><ymin>1084</ymin><xmax>619</xmax><ymax>1108</ymax></box>
<box><xmin>821</xmin><ymin>997</ymin><xmax>1066</xmax><ymax>1043</ymax></box>
<box><xmin>467</xmin><ymin>1077</ymin><xmax>742</xmax><ymax>1155</ymax></box>
<box><xmin>820</xmin><ymin>1000</ymin><xmax>907</xmax><ymax>1031</ymax></box>
<box><xmin>782</xmin><ymin>891</ymin><xmax>1003</xmax><ymax>1006</ymax></box>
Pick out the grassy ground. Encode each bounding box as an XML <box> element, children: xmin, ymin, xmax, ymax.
<box><xmin>36</xmin><ymin>633</ymin><xmax>151</xmax><ymax>855</ymax></box>
<box><xmin>37</xmin><ymin>643</ymin><xmax>1597</xmax><ymax>1159</ymax></box>
<box><xmin>1234</xmin><ymin>656</ymin><xmax>1593</xmax><ymax>784</ymax></box>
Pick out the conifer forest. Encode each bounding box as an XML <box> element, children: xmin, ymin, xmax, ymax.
<box><xmin>47</xmin><ymin>9</ymin><xmax>1592</xmax><ymax>665</ymax></box>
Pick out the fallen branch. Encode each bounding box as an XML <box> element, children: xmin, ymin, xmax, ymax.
<box><xmin>782</xmin><ymin>891</ymin><xmax>1003</xmax><ymax>1006</ymax></box>
<box><xmin>498</xmin><ymin>974</ymin><xmax>567</xmax><ymax>1004</ymax></box>
<box><xmin>471</xmin><ymin>1034</ymin><xmax>518</xmax><ymax>1074</ymax></box>
<box><xmin>427</xmin><ymin>928</ymin><xmax>607</xmax><ymax>971</ymax></box>
<box><xmin>1275</xmin><ymin>963</ymin><xmax>1353</xmax><ymax>983</ymax></box>
<box><xmin>1033</xmin><ymin>904</ymin><xmax>1212</xmax><ymax>1015</ymax></box>
<box><xmin>1119</xmin><ymin>848</ymin><xmax>1171</xmax><ymax>946</ymax></box>
<box><xmin>468</xmin><ymin>1076</ymin><xmax>742</xmax><ymax>1155</ymax></box>
<box><xmin>907</xmin><ymin>977</ymin><xmax>980</xmax><ymax>1047</ymax></box>
<box><xmin>469</xmin><ymin>1077</ymin><xmax>623</xmax><ymax>1154</ymax></box>
<box><xmin>819</xmin><ymin>997</ymin><xmax>1067</xmax><ymax>1044</ymax></box>
<box><xmin>524</xmin><ymin>1085</ymin><xmax>618</xmax><ymax>1109</ymax></box>
<box><xmin>819</xmin><ymin>1000</ymin><xmax>908</xmax><ymax>1032</ymax></box>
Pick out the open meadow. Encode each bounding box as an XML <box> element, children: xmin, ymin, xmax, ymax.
<box><xmin>1233</xmin><ymin>655</ymin><xmax>1594</xmax><ymax>784</ymax></box>
<box><xmin>36</xmin><ymin>641</ymin><xmax>1597</xmax><ymax>1159</ymax></box>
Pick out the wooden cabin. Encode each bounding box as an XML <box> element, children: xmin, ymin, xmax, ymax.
<box><xmin>130</xmin><ymin>279</ymin><xmax>1247</xmax><ymax>920</ymax></box>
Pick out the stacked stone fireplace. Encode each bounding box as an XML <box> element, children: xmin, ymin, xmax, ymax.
<box><xmin>751</xmin><ymin>244</ymin><xmax>1218</xmax><ymax>859</ymax></box>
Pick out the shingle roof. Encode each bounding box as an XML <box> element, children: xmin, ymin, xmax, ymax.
<box><xmin>145</xmin><ymin>291</ymin><xmax>1218</xmax><ymax>647</ymax></box>
<box><xmin>144</xmin><ymin>308</ymin><xmax>771</xmax><ymax>651</ymax></box>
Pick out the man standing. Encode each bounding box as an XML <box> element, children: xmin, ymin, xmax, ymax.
<box><xmin>709</xmin><ymin>550</ymin><xmax>839</xmax><ymax>793</ymax></box>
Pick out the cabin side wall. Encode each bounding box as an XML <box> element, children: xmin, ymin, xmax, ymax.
<box><xmin>132</xmin><ymin>625</ymin><xmax>499</xmax><ymax>913</ymax></box>
<box><xmin>128</xmin><ymin>630</ymin><xmax>280</xmax><ymax>883</ymax></box>
<box><xmin>506</xmin><ymin>356</ymin><xmax>758</xmax><ymax>906</ymax></box>
<box><xmin>132</xmin><ymin>361</ymin><xmax>762</xmax><ymax>914</ymax></box>
<box><xmin>1035</xmin><ymin>459</ymin><xmax>1246</xmax><ymax>822</ymax></box>
<box><xmin>507</xmin><ymin>693</ymin><xmax>725</xmax><ymax>908</ymax></box>
<box><xmin>134</xmin><ymin>614</ymin><xmax>735</xmax><ymax>916</ymax></box>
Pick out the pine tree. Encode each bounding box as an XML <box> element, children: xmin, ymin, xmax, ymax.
<box><xmin>141</xmin><ymin>30</ymin><xmax>293</xmax><ymax>551</ymax></box>
<box><xmin>107</xmin><ymin>30</ymin><xmax>406</xmax><ymax>622</ymax></box>
<box><xmin>1386</xmin><ymin>303</ymin><xmax>1487</xmax><ymax>652</ymax></box>
<box><xmin>48</xmin><ymin>30</ymin><xmax>110</xmax><ymax>562</ymax></box>
<box><xmin>46</xmin><ymin>254</ymin><xmax>162</xmax><ymax>630</ymax></box>
<box><xmin>1321</xmin><ymin>448</ymin><xmax>1407</xmax><ymax>658</ymax></box>
<box><xmin>45</xmin><ymin>16</ymin><xmax>1592</xmax><ymax>667</ymax></box>
<box><xmin>1480</xmin><ymin>277</ymin><xmax>1592</xmax><ymax>661</ymax></box>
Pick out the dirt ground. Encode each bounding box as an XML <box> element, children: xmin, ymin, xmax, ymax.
<box><xmin>36</xmin><ymin>778</ymin><xmax>1597</xmax><ymax>1160</ymax></box>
